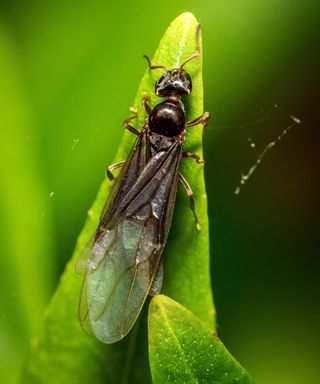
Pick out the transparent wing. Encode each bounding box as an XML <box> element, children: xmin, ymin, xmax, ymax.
<box><xmin>83</xmin><ymin>141</ymin><xmax>182</xmax><ymax>343</ymax></box>
<box><xmin>75</xmin><ymin>235</ymin><xmax>96</xmax><ymax>274</ymax></box>
<box><xmin>78</xmin><ymin>269</ymin><xmax>93</xmax><ymax>335</ymax></box>
<box><xmin>77</xmin><ymin>132</ymin><xmax>149</xmax><ymax>326</ymax></box>
<box><xmin>86</xmin><ymin>215</ymin><xmax>161</xmax><ymax>343</ymax></box>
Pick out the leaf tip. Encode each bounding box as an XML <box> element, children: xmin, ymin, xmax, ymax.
<box><xmin>175</xmin><ymin>11</ymin><xmax>197</xmax><ymax>22</ymax></box>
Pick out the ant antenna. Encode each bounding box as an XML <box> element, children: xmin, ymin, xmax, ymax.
<box><xmin>143</xmin><ymin>55</ymin><xmax>167</xmax><ymax>71</ymax></box>
<box><xmin>179</xmin><ymin>23</ymin><xmax>201</xmax><ymax>70</ymax></box>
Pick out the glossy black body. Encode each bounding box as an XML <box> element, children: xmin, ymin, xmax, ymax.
<box><xmin>149</xmin><ymin>98</ymin><xmax>186</xmax><ymax>137</ymax></box>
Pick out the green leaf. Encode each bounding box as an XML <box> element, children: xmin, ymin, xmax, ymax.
<box><xmin>149</xmin><ymin>295</ymin><xmax>255</xmax><ymax>384</ymax></box>
<box><xmin>0</xmin><ymin>18</ymin><xmax>55</xmax><ymax>384</ymax></box>
<box><xmin>21</xmin><ymin>12</ymin><xmax>214</xmax><ymax>383</ymax></box>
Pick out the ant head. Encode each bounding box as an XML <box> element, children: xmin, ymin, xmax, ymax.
<box><xmin>155</xmin><ymin>69</ymin><xmax>192</xmax><ymax>97</ymax></box>
<box><xmin>144</xmin><ymin>23</ymin><xmax>201</xmax><ymax>98</ymax></box>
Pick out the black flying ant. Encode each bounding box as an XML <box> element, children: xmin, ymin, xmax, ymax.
<box><xmin>77</xmin><ymin>24</ymin><xmax>210</xmax><ymax>344</ymax></box>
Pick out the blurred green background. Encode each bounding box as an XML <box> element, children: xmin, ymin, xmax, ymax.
<box><xmin>0</xmin><ymin>1</ymin><xmax>319</xmax><ymax>383</ymax></box>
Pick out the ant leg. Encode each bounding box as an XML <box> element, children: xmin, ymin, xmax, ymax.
<box><xmin>179</xmin><ymin>173</ymin><xmax>200</xmax><ymax>231</ymax></box>
<box><xmin>141</xmin><ymin>94</ymin><xmax>152</xmax><ymax>115</ymax></box>
<box><xmin>123</xmin><ymin>109</ymin><xmax>139</xmax><ymax>136</ymax></box>
<box><xmin>185</xmin><ymin>111</ymin><xmax>210</xmax><ymax>128</ymax></box>
<box><xmin>106</xmin><ymin>160</ymin><xmax>125</xmax><ymax>180</ymax></box>
<box><xmin>182</xmin><ymin>151</ymin><xmax>205</xmax><ymax>164</ymax></box>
